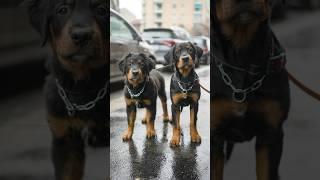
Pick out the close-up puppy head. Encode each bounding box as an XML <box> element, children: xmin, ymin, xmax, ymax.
<box><xmin>165</xmin><ymin>42</ymin><xmax>203</xmax><ymax>77</ymax></box>
<box><xmin>26</xmin><ymin>0</ymin><xmax>107</xmax><ymax>74</ymax></box>
<box><xmin>215</xmin><ymin>0</ymin><xmax>271</xmax><ymax>48</ymax></box>
<box><xmin>118</xmin><ymin>53</ymin><xmax>155</xmax><ymax>87</ymax></box>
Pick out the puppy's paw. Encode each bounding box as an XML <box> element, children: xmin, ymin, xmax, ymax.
<box><xmin>146</xmin><ymin>129</ymin><xmax>156</xmax><ymax>138</ymax></box>
<box><xmin>191</xmin><ymin>133</ymin><xmax>201</xmax><ymax>144</ymax></box>
<box><xmin>170</xmin><ymin>135</ymin><xmax>180</xmax><ymax>147</ymax></box>
<box><xmin>122</xmin><ymin>130</ymin><xmax>133</xmax><ymax>141</ymax></box>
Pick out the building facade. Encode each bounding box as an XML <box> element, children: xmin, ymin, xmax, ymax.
<box><xmin>142</xmin><ymin>0</ymin><xmax>210</xmax><ymax>36</ymax></box>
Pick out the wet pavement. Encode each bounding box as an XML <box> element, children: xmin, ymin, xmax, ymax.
<box><xmin>110</xmin><ymin>66</ymin><xmax>211</xmax><ymax>180</ymax></box>
<box><xmin>223</xmin><ymin>10</ymin><xmax>320</xmax><ymax>180</ymax></box>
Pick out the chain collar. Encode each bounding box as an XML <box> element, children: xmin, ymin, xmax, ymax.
<box><xmin>213</xmin><ymin>32</ymin><xmax>286</xmax><ymax>103</ymax></box>
<box><xmin>173</xmin><ymin>72</ymin><xmax>199</xmax><ymax>93</ymax></box>
<box><xmin>215</xmin><ymin>59</ymin><xmax>266</xmax><ymax>103</ymax></box>
<box><xmin>126</xmin><ymin>80</ymin><xmax>146</xmax><ymax>98</ymax></box>
<box><xmin>56</xmin><ymin>79</ymin><xmax>108</xmax><ymax>116</ymax></box>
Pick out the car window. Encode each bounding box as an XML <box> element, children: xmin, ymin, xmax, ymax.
<box><xmin>110</xmin><ymin>14</ymin><xmax>134</xmax><ymax>40</ymax></box>
<box><xmin>142</xmin><ymin>30</ymin><xmax>174</xmax><ymax>39</ymax></box>
<box><xmin>193</xmin><ymin>38</ymin><xmax>205</xmax><ymax>48</ymax></box>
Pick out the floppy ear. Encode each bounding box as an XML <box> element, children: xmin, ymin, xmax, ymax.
<box><xmin>146</xmin><ymin>57</ymin><xmax>156</xmax><ymax>73</ymax></box>
<box><xmin>24</xmin><ymin>0</ymin><xmax>50</xmax><ymax>46</ymax></box>
<box><xmin>196</xmin><ymin>45</ymin><xmax>203</xmax><ymax>59</ymax></box>
<box><xmin>118</xmin><ymin>53</ymin><xmax>132</xmax><ymax>74</ymax></box>
<box><xmin>164</xmin><ymin>45</ymin><xmax>176</xmax><ymax>65</ymax></box>
<box><xmin>190</xmin><ymin>42</ymin><xmax>203</xmax><ymax>59</ymax></box>
<box><xmin>139</xmin><ymin>53</ymin><xmax>155</xmax><ymax>73</ymax></box>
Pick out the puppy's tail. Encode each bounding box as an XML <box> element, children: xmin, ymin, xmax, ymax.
<box><xmin>287</xmin><ymin>70</ymin><xmax>320</xmax><ymax>101</ymax></box>
<box><xmin>225</xmin><ymin>142</ymin><xmax>234</xmax><ymax>162</ymax></box>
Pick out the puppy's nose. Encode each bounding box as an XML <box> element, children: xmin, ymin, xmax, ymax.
<box><xmin>182</xmin><ymin>56</ymin><xmax>189</xmax><ymax>63</ymax></box>
<box><xmin>132</xmin><ymin>70</ymin><xmax>139</xmax><ymax>76</ymax></box>
<box><xmin>70</xmin><ymin>27</ymin><xmax>93</xmax><ymax>46</ymax></box>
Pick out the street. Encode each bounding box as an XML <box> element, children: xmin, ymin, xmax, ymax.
<box><xmin>110</xmin><ymin>66</ymin><xmax>211</xmax><ymax>180</ymax></box>
<box><xmin>224</xmin><ymin>10</ymin><xmax>320</xmax><ymax>179</ymax></box>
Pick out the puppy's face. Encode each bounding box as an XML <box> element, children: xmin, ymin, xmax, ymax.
<box><xmin>27</xmin><ymin>0</ymin><xmax>107</xmax><ymax>78</ymax></box>
<box><xmin>172</xmin><ymin>42</ymin><xmax>203</xmax><ymax>77</ymax></box>
<box><xmin>119</xmin><ymin>53</ymin><xmax>155</xmax><ymax>87</ymax></box>
<box><xmin>215</xmin><ymin>0</ymin><xmax>270</xmax><ymax>48</ymax></box>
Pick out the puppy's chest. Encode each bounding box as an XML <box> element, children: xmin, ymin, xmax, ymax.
<box><xmin>126</xmin><ymin>97</ymin><xmax>152</xmax><ymax>108</ymax></box>
<box><xmin>216</xmin><ymin>102</ymin><xmax>270</xmax><ymax>142</ymax></box>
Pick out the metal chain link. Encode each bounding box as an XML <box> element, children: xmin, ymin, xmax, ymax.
<box><xmin>173</xmin><ymin>73</ymin><xmax>199</xmax><ymax>93</ymax></box>
<box><xmin>216</xmin><ymin>60</ymin><xmax>266</xmax><ymax>103</ymax></box>
<box><xmin>126</xmin><ymin>81</ymin><xmax>146</xmax><ymax>98</ymax></box>
<box><xmin>56</xmin><ymin>79</ymin><xmax>107</xmax><ymax>116</ymax></box>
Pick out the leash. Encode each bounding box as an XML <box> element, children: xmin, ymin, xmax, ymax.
<box><xmin>199</xmin><ymin>82</ymin><xmax>211</xmax><ymax>94</ymax></box>
<box><xmin>286</xmin><ymin>69</ymin><xmax>320</xmax><ymax>101</ymax></box>
<box><xmin>173</xmin><ymin>71</ymin><xmax>211</xmax><ymax>94</ymax></box>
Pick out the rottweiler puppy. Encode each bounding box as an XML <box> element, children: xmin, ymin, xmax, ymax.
<box><xmin>164</xmin><ymin>42</ymin><xmax>203</xmax><ymax>147</ymax></box>
<box><xmin>212</xmin><ymin>0</ymin><xmax>289</xmax><ymax>180</ymax></box>
<box><xmin>119</xmin><ymin>53</ymin><xmax>170</xmax><ymax>141</ymax></box>
<box><xmin>26</xmin><ymin>0</ymin><xmax>107</xmax><ymax>179</ymax></box>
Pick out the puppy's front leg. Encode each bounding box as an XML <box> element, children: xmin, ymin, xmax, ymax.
<box><xmin>48</xmin><ymin>116</ymin><xmax>85</xmax><ymax>180</ymax></box>
<box><xmin>256</xmin><ymin>129</ymin><xmax>283</xmax><ymax>180</ymax></box>
<box><xmin>213</xmin><ymin>137</ymin><xmax>224</xmax><ymax>180</ymax></box>
<box><xmin>190</xmin><ymin>102</ymin><xmax>201</xmax><ymax>143</ymax></box>
<box><xmin>123</xmin><ymin>99</ymin><xmax>136</xmax><ymax>141</ymax></box>
<box><xmin>170</xmin><ymin>104</ymin><xmax>181</xmax><ymax>147</ymax></box>
<box><xmin>145</xmin><ymin>104</ymin><xmax>156</xmax><ymax>138</ymax></box>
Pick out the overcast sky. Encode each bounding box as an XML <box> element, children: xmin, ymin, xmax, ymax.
<box><xmin>119</xmin><ymin>0</ymin><xmax>143</xmax><ymax>19</ymax></box>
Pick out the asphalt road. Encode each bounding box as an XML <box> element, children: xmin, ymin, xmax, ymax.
<box><xmin>223</xmin><ymin>10</ymin><xmax>320</xmax><ymax>180</ymax></box>
<box><xmin>110</xmin><ymin>65</ymin><xmax>211</xmax><ymax>180</ymax></box>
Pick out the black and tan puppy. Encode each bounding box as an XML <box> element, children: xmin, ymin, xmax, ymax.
<box><xmin>26</xmin><ymin>0</ymin><xmax>107</xmax><ymax>179</ymax></box>
<box><xmin>212</xmin><ymin>0</ymin><xmax>289</xmax><ymax>180</ymax></box>
<box><xmin>164</xmin><ymin>42</ymin><xmax>203</xmax><ymax>147</ymax></box>
<box><xmin>119</xmin><ymin>53</ymin><xmax>170</xmax><ymax>141</ymax></box>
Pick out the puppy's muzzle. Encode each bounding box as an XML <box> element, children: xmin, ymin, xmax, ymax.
<box><xmin>181</xmin><ymin>55</ymin><xmax>190</xmax><ymax>64</ymax></box>
<box><xmin>70</xmin><ymin>26</ymin><xmax>94</xmax><ymax>46</ymax></box>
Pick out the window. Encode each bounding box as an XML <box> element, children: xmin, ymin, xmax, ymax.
<box><xmin>155</xmin><ymin>22</ymin><xmax>162</xmax><ymax>27</ymax></box>
<box><xmin>155</xmin><ymin>3</ymin><xmax>162</xmax><ymax>10</ymax></box>
<box><xmin>110</xmin><ymin>15</ymin><xmax>134</xmax><ymax>40</ymax></box>
<box><xmin>194</xmin><ymin>2</ymin><xmax>202</xmax><ymax>12</ymax></box>
<box><xmin>156</xmin><ymin>13</ymin><xmax>162</xmax><ymax>19</ymax></box>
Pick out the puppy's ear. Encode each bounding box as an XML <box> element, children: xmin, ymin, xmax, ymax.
<box><xmin>140</xmin><ymin>53</ymin><xmax>155</xmax><ymax>74</ymax></box>
<box><xmin>146</xmin><ymin>57</ymin><xmax>156</xmax><ymax>73</ymax></box>
<box><xmin>118</xmin><ymin>53</ymin><xmax>131</xmax><ymax>74</ymax></box>
<box><xmin>164</xmin><ymin>45</ymin><xmax>176</xmax><ymax>65</ymax></box>
<box><xmin>196</xmin><ymin>45</ymin><xmax>203</xmax><ymax>59</ymax></box>
<box><xmin>25</xmin><ymin>0</ymin><xmax>50</xmax><ymax>46</ymax></box>
<box><xmin>190</xmin><ymin>42</ymin><xmax>203</xmax><ymax>59</ymax></box>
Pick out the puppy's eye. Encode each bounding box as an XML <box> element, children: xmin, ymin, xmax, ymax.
<box><xmin>96</xmin><ymin>5</ymin><xmax>107</xmax><ymax>16</ymax></box>
<box><xmin>188</xmin><ymin>48</ymin><xmax>193</xmax><ymax>53</ymax></box>
<box><xmin>56</xmin><ymin>5</ymin><xmax>70</xmax><ymax>15</ymax></box>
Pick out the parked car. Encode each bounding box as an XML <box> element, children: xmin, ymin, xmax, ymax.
<box><xmin>110</xmin><ymin>8</ymin><xmax>156</xmax><ymax>84</ymax></box>
<box><xmin>142</xmin><ymin>27</ymin><xmax>192</xmax><ymax>65</ymax></box>
<box><xmin>192</xmin><ymin>36</ymin><xmax>210</xmax><ymax>65</ymax></box>
<box><xmin>287</xmin><ymin>0</ymin><xmax>320</xmax><ymax>9</ymax></box>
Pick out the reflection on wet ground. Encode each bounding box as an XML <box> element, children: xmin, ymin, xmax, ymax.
<box><xmin>110</xmin><ymin>66</ymin><xmax>210</xmax><ymax>180</ymax></box>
